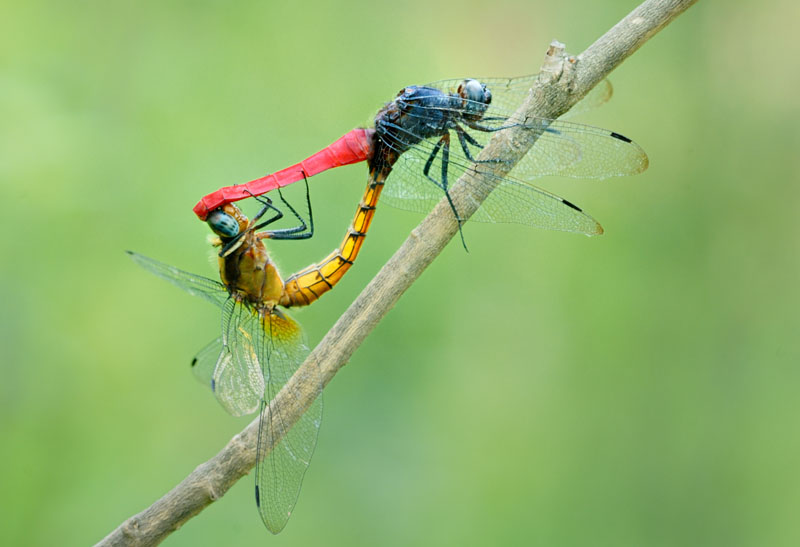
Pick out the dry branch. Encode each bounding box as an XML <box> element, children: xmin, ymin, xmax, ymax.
<box><xmin>97</xmin><ymin>1</ymin><xmax>699</xmax><ymax>544</ymax></box>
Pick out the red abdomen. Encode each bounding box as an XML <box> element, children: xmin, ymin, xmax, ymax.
<box><xmin>194</xmin><ymin>128</ymin><xmax>374</xmax><ymax>219</ymax></box>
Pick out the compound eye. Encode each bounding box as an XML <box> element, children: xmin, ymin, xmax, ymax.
<box><xmin>207</xmin><ymin>209</ymin><xmax>239</xmax><ymax>238</ymax></box>
<box><xmin>482</xmin><ymin>85</ymin><xmax>492</xmax><ymax>105</ymax></box>
<box><xmin>463</xmin><ymin>79</ymin><xmax>486</xmax><ymax>103</ymax></box>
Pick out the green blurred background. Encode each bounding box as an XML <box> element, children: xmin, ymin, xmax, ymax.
<box><xmin>3</xmin><ymin>0</ymin><xmax>799</xmax><ymax>545</ymax></box>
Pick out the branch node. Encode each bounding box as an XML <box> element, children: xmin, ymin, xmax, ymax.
<box><xmin>207</xmin><ymin>484</ymin><xmax>221</xmax><ymax>501</ymax></box>
<box><xmin>540</xmin><ymin>40</ymin><xmax>568</xmax><ymax>81</ymax></box>
<box><xmin>121</xmin><ymin>517</ymin><xmax>140</xmax><ymax>538</ymax></box>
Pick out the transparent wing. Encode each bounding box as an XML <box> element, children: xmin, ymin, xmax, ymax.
<box><xmin>390</xmin><ymin>76</ymin><xmax>647</xmax><ymax>182</ymax></box>
<box><xmin>516</xmin><ymin>118</ymin><xmax>648</xmax><ymax>179</ymax></box>
<box><xmin>423</xmin><ymin>74</ymin><xmax>614</xmax><ymax>119</ymax></box>
<box><xmin>253</xmin><ymin>311</ymin><xmax>322</xmax><ymax>534</ymax></box>
<box><xmin>381</xmin><ymin>127</ymin><xmax>603</xmax><ymax>235</ymax></box>
<box><xmin>190</xmin><ymin>336</ymin><xmax>223</xmax><ymax>390</ymax></box>
<box><xmin>130</xmin><ymin>251</ymin><xmax>266</xmax><ymax>415</ymax></box>
<box><xmin>390</xmin><ymin>109</ymin><xmax>647</xmax><ymax>182</ymax></box>
<box><xmin>202</xmin><ymin>299</ymin><xmax>266</xmax><ymax>416</ymax></box>
<box><xmin>191</xmin><ymin>333</ymin><xmax>262</xmax><ymax>418</ymax></box>
<box><xmin>127</xmin><ymin>251</ymin><xmax>229</xmax><ymax>309</ymax></box>
<box><xmin>562</xmin><ymin>78</ymin><xmax>614</xmax><ymax>119</ymax></box>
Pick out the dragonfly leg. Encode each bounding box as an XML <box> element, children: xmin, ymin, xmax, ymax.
<box><xmin>422</xmin><ymin>135</ymin><xmax>445</xmax><ymax>177</ymax></box>
<box><xmin>423</xmin><ymin>134</ymin><xmax>468</xmax><ymax>251</ymax></box>
<box><xmin>456</xmin><ymin>126</ymin><xmax>480</xmax><ymax>161</ymax></box>
<box><xmin>218</xmin><ymin>236</ymin><xmax>246</xmax><ymax>258</ymax></box>
<box><xmin>470</xmin><ymin>118</ymin><xmax>558</xmax><ymax>141</ymax></box>
<box><xmin>249</xmin><ymin>194</ymin><xmax>284</xmax><ymax>229</ymax></box>
<box><xmin>217</xmin><ymin>192</ymin><xmax>292</xmax><ymax>257</ymax></box>
<box><xmin>260</xmin><ymin>173</ymin><xmax>315</xmax><ymax>241</ymax></box>
<box><xmin>466</xmin><ymin>120</ymin><xmax>520</xmax><ymax>133</ymax></box>
<box><xmin>218</xmin><ymin>195</ymin><xmax>286</xmax><ymax>257</ymax></box>
<box><xmin>454</xmin><ymin>125</ymin><xmax>505</xmax><ymax>166</ymax></box>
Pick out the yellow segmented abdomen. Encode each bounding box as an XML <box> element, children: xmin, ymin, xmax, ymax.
<box><xmin>279</xmin><ymin>178</ymin><xmax>384</xmax><ymax>308</ymax></box>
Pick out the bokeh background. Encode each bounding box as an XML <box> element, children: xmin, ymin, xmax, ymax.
<box><xmin>3</xmin><ymin>0</ymin><xmax>799</xmax><ymax>545</ymax></box>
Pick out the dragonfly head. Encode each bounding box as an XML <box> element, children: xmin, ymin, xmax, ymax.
<box><xmin>458</xmin><ymin>79</ymin><xmax>492</xmax><ymax>117</ymax></box>
<box><xmin>208</xmin><ymin>209</ymin><xmax>240</xmax><ymax>238</ymax></box>
<box><xmin>208</xmin><ymin>203</ymin><xmax>250</xmax><ymax>238</ymax></box>
<box><xmin>208</xmin><ymin>204</ymin><xmax>253</xmax><ymax>257</ymax></box>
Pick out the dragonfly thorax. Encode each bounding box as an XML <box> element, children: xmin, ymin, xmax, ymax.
<box><xmin>219</xmin><ymin>235</ymin><xmax>285</xmax><ymax>312</ymax></box>
<box><xmin>209</xmin><ymin>203</ymin><xmax>287</xmax><ymax>312</ymax></box>
<box><xmin>388</xmin><ymin>86</ymin><xmax>451</xmax><ymax>139</ymax></box>
<box><xmin>373</xmin><ymin>81</ymin><xmax>494</xmax><ymax>155</ymax></box>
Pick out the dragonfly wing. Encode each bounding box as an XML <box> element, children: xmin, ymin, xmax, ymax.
<box><xmin>449</xmin><ymin>113</ymin><xmax>648</xmax><ymax>180</ymax></box>
<box><xmin>210</xmin><ymin>300</ymin><xmax>266</xmax><ymax>416</ymax></box>
<box><xmin>513</xmin><ymin>119</ymin><xmax>649</xmax><ymax>179</ymax></box>
<box><xmin>392</xmin><ymin>76</ymin><xmax>645</xmax><ymax>182</ymax></box>
<box><xmin>421</xmin><ymin>75</ymin><xmax>613</xmax><ymax>119</ymax></box>
<box><xmin>473</xmin><ymin>75</ymin><xmax>613</xmax><ymax>119</ymax></box>
<box><xmin>563</xmin><ymin>78</ymin><xmax>614</xmax><ymax>119</ymax></box>
<box><xmin>191</xmin><ymin>334</ymin><xmax>262</xmax><ymax>417</ymax></box>
<box><xmin>127</xmin><ymin>251</ymin><xmax>229</xmax><ymax>309</ymax></box>
<box><xmin>190</xmin><ymin>337</ymin><xmax>223</xmax><ymax>390</ymax></box>
<box><xmin>129</xmin><ymin>252</ymin><xmax>264</xmax><ymax>415</ymax></box>
<box><xmin>254</xmin><ymin>311</ymin><xmax>321</xmax><ymax>534</ymax></box>
<box><xmin>383</xmin><ymin>134</ymin><xmax>602</xmax><ymax>235</ymax></box>
<box><xmin>464</xmin><ymin>176</ymin><xmax>603</xmax><ymax>234</ymax></box>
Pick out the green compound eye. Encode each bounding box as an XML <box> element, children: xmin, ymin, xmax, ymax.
<box><xmin>208</xmin><ymin>209</ymin><xmax>239</xmax><ymax>238</ymax></box>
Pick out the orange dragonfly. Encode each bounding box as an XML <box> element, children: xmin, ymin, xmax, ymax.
<box><xmin>129</xmin><ymin>179</ymin><xmax>381</xmax><ymax>533</ymax></box>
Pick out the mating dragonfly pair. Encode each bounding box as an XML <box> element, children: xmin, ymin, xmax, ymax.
<box><xmin>130</xmin><ymin>73</ymin><xmax>648</xmax><ymax>533</ymax></box>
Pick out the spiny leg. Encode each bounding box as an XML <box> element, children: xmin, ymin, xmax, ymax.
<box><xmin>218</xmin><ymin>195</ymin><xmax>284</xmax><ymax>257</ymax></box>
<box><xmin>422</xmin><ymin>133</ymin><xmax>468</xmax><ymax>251</ymax></box>
<box><xmin>249</xmin><ymin>194</ymin><xmax>284</xmax><ymax>230</ymax></box>
<box><xmin>456</xmin><ymin>125</ymin><xmax>488</xmax><ymax>163</ymax></box>
<box><xmin>468</xmin><ymin>118</ymin><xmax>558</xmax><ymax>139</ymax></box>
<box><xmin>455</xmin><ymin>125</ymin><xmax>511</xmax><ymax>169</ymax></box>
<box><xmin>261</xmin><ymin>173</ymin><xmax>315</xmax><ymax>241</ymax></box>
<box><xmin>422</xmin><ymin>136</ymin><xmax>445</xmax><ymax>179</ymax></box>
<box><xmin>466</xmin><ymin>120</ymin><xmax>520</xmax><ymax>133</ymax></box>
<box><xmin>275</xmin><ymin>176</ymin><xmax>312</xmax><ymax>233</ymax></box>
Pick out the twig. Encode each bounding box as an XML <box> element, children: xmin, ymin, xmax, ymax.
<box><xmin>96</xmin><ymin>1</ymin><xmax>699</xmax><ymax>544</ymax></box>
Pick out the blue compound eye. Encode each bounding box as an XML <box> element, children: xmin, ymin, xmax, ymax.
<box><xmin>463</xmin><ymin>79</ymin><xmax>486</xmax><ymax>103</ymax></box>
<box><xmin>460</xmin><ymin>79</ymin><xmax>491</xmax><ymax>116</ymax></box>
<box><xmin>482</xmin><ymin>84</ymin><xmax>491</xmax><ymax>105</ymax></box>
<box><xmin>208</xmin><ymin>209</ymin><xmax>239</xmax><ymax>238</ymax></box>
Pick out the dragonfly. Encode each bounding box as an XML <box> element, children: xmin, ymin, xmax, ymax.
<box><xmin>129</xmin><ymin>179</ymin><xmax>381</xmax><ymax>533</ymax></box>
<box><xmin>193</xmin><ymin>74</ymin><xmax>648</xmax><ymax>244</ymax></box>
